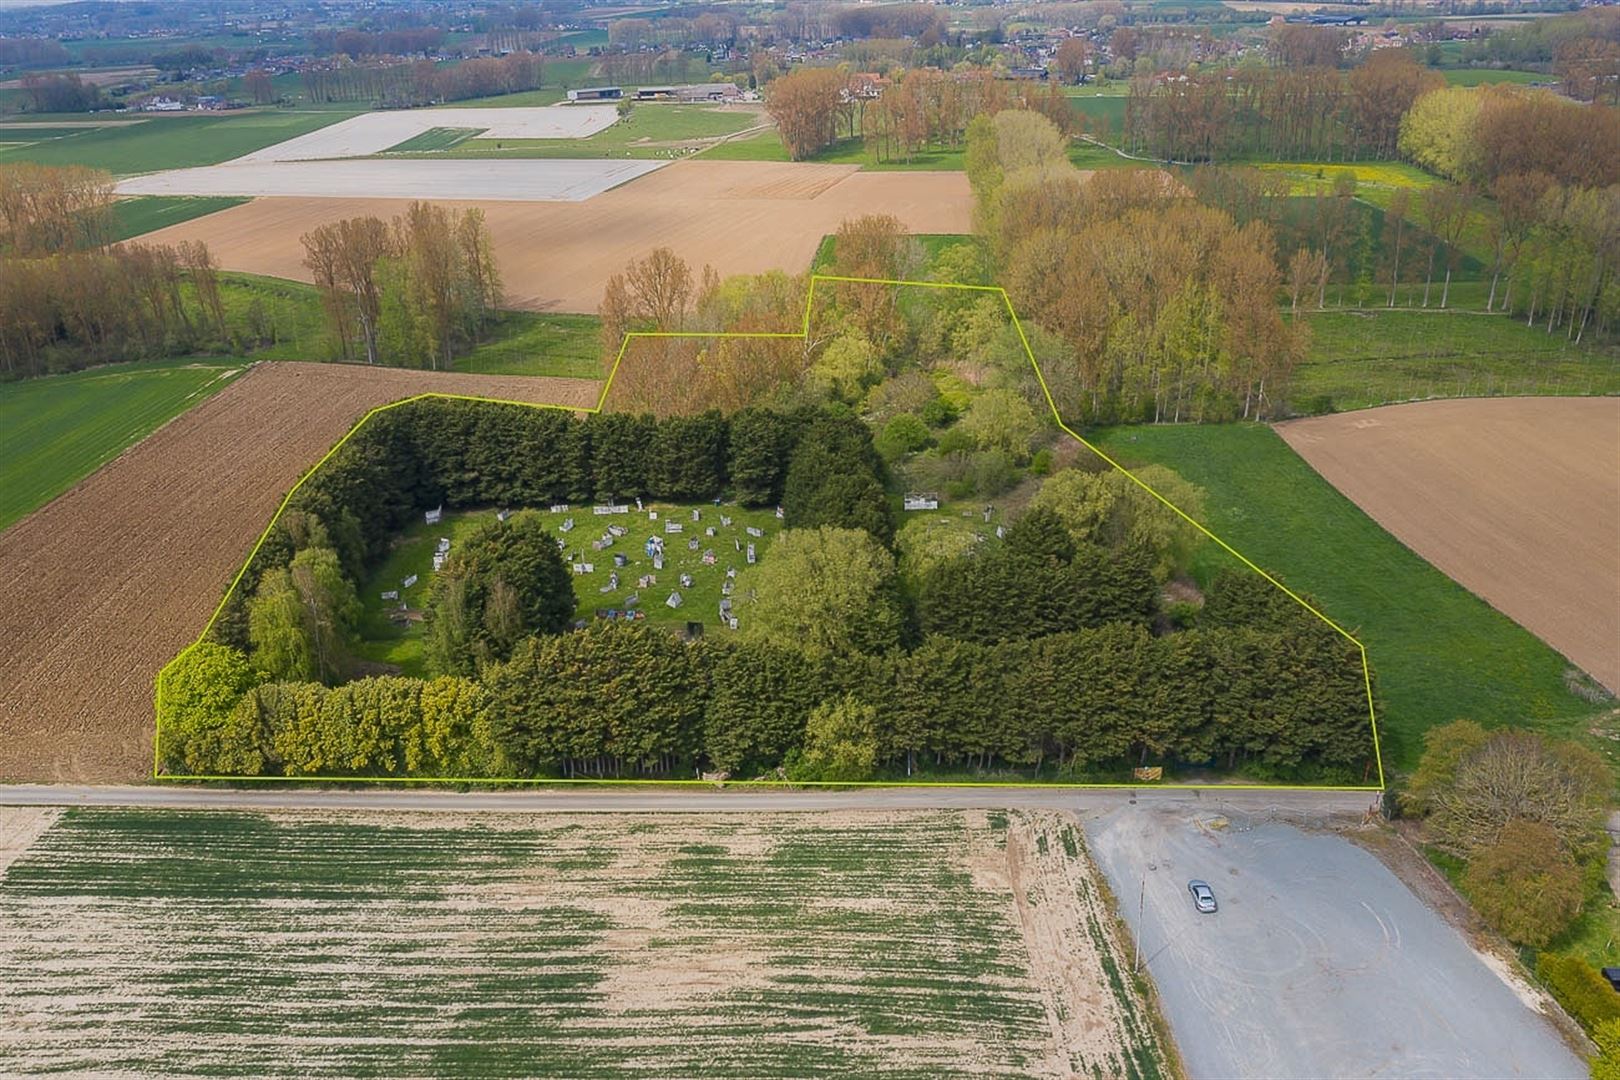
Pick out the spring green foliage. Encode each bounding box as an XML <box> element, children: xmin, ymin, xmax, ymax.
<box><xmin>1028</xmin><ymin>465</ymin><xmax>1206</xmax><ymax>581</ymax></box>
<box><xmin>791</xmin><ymin>695</ymin><xmax>882</xmax><ymax>781</ymax></box>
<box><xmin>1462</xmin><ymin>820</ymin><xmax>1585</xmax><ymax>948</ymax></box>
<box><xmin>156</xmin><ymin>642</ymin><xmax>263</xmax><ymax>775</ymax></box>
<box><xmin>1593</xmin><ymin>1018</ymin><xmax>1620</xmax><ymax>1080</ymax></box>
<box><xmin>958</xmin><ymin>387</ymin><xmax>1041</xmax><ymax>462</ymax></box>
<box><xmin>1536</xmin><ymin>953</ymin><xmax>1620</xmax><ymax>1035</ymax></box>
<box><xmin>736</xmin><ymin>527</ymin><xmax>903</xmax><ymax>658</ymax></box>
<box><xmin>423</xmin><ymin>512</ymin><xmax>574</xmax><ymax>676</ymax></box>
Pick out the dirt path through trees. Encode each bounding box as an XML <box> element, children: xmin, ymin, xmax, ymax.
<box><xmin>0</xmin><ymin>363</ymin><xmax>599</xmax><ymax>783</ymax></box>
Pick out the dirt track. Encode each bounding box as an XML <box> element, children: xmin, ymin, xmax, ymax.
<box><xmin>134</xmin><ymin>159</ymin><xmax>974</xmax><ymax>312</ymax></box>
<box><xmin>1277</xmin><ymin>397</ymin><xmax>1620</xmax><ymax>693</ymax></box>
<box><xmin>0</xmin><ymin>363</ymin><xmax>599</xmax><ymax>784</ymax></box>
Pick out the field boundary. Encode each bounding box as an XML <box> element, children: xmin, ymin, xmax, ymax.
<box><xmin>154</xmin><ymin>274</ymin><xmax>1387</xmax><ymax>792</ymax></box>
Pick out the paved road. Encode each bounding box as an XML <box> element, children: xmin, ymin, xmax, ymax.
<box><xmin>1085</xmin><ymin>805</ymin><xmax>1584</xmax><ymax>1079</ymax></box>
<box><xmin>0</xmin><ymin>783</ymin><xmax>1381</xmax><ymax>815</ymax></box>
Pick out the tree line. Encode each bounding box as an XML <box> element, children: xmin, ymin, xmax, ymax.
<box><xmin>301</xmin><ymin>202</ymin><xmax>503</xmax><ymax>369</ymax></box>
<box><xmin>165</xmin><ymin>565</ymin><xmax>1370</xmax><ymax>784</ymax></box>
<box><xmin>299</xmin><ymin>51</ymin><xmax>544</xmax><ymax>108</ymax></box>
<box><xmin>765</xmin><ymin>66</ymin><xmax>1071</xmax><ymax>163</ymax></box>
<box><xmin>0</xmin><ymin>163</ymin><xmax>229</xmax><ymax>378</ymax></box>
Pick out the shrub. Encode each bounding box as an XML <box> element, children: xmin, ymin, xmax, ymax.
<box><xmin>1462</xmin><ymin>819</ymin><xmax>1585</xmax><ymax>947</ymax></box>
<box><xmin>156</xmin><ymin>642</ymin><xmax>262</xmax><ymax>774</ymax></box>
<box><xmin>1536</xmin><ymin>952</ymin><xmax>1620</xmax><ymax>1034</ymax></box>
<box><xmin>969</xmin><ymin>449</ymin><xmax>1019</xmax><ymax>496</ymax></box>
<box><xmin>789</xmin><ymin>694</ymin><xmax>880</xmax><ymax>782</ymax></box>
<box><xmin>875</xmin><ymin>412</ymin><xmax>932</xmax><ymax>462</ymax></box>
<box><xmin>920</xmin><ymin>397</ymin><xmax>958</xmax><ymax>428</ymax></box>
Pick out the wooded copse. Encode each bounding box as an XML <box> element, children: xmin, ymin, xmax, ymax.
<box><xmin>300</xmin><ymin>202</ymin><xmax>503</xmax><ymax>369</ymax></box>
<box><xmin>0</xmin><ymin>163</ymin><xmax>229</xmax><ymax>378</ymax></box>
<box><xmin>299</xmin><ymin>50</ymin><xmax>545</xmax><ymax>108</ymax></box>
<box><xmin>765</xmin><ymin>65</ymin><xmax>1073</xmax><ymax>162</ymax></box>
<box><xmin>159</xmin><ymin>396</ymin><xmax>1376</xmax><ymax>784</ymax></box>
<box><xmin>966</xmin><ymin>113</ymin><xmax>1305</xmax><ymax>424</ymax></box>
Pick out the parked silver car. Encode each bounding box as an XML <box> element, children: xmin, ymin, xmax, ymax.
<box><xmin>1188</xmin><ymin>879</ymin><xmax>1218</xmax><ymax>914</ymax></box>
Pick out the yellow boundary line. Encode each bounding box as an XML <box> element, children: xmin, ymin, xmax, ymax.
<box><xmin>155</xmin><ymin>274</ymin><xmax>1386</xmax><ymax>793</ymax></box>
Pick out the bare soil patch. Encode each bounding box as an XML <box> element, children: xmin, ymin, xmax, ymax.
<box><xmin>0</xmin><ymin>363</ymin><xmax>598</xmax><ymax>784</ymax></box>
<box><xmin>1278</xmin><ymin>397</ymin><xmax>1620</xmax><ymax>693</ymax></box>
<box><xmin>132</xmin><ymin>160</ymin><xmax>973</xmax><ymax>313</ymax></box>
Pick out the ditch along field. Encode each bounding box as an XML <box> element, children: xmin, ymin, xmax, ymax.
<box><xmin>131</xmin><ymin>159</ymin><xmax>974</xmax><ymax>313</ymax></box>
<box><xmin>1277</xmin><ymin>397</ymin><xmax>1620</xmax><ymax>696</ymax></box>
<box><xmin>0</xmin><ymin>806</ymin><xmax>1169</xmax><ymax>1079</ymax></box>
<box><xmin>0</xmin><ymin>363</ymin><xmax>600</xmax><ymax>784</ymax></box>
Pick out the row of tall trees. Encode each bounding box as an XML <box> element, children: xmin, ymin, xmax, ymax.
<box><xmin>765</xmin><ymin>66</ymin><xmax>1070</xmax><ymax>163</ymax></box>
<box><xmin>0</xmin><ymin>163</ymin><xmax>228</xmax><ymax>378</ymax></box>
<box><xmin>1399</xmin><ymin>83</ymin><xmax>1620</xmax><ymax>189</ymax></box>
<box><xmin>299</xmin><ymin>51</ymin><xmax>544</xmax><ymax>107</ymax></box>
<box><xmin>1124</xmin><ymin>50</ymin><xmax>1442</xmax><ymax>162</ymax></box>
<box><xmin>301</xmin><ymin>202</ymin><xmax>502</xmax><ymax>368</ymax></box>
<box><xmin>167</xmin><ymin>591</ymin><xmax>1371</xmax><ymax>782</ymax></box>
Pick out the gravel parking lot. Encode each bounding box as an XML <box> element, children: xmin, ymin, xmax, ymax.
<box><xmin>1085</xmin><ymin>807</ymin><xmax>1584</xmax><ymax>1079</ymax></box>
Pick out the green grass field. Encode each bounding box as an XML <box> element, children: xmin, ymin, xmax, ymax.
<box><xmin>1293</xmin><ymin>309</ymin><xmax>1620</xmax><ymax>412</ymax></box>
<box><xmin>450</xmin><ymin>312</ymin><xmax>603</xmax><ymax>379</ymax></box>
<box><xmin>0</xmin><ymin>109</ymin><xmax>356</xmax><ymax>174</ymax></box>
<box><xmin>109</xmin><ymin>195</ymin><xmax>247</xmax><ymax>241</ymax></box>
<box><xmin>406</xmin><ymin>105</ymin><xmax>760</xmax><ymax>161</ymax></box>
<box><xmin>1441</xmin><ymin>68</ymin><xmax>1544</xmax><ymax>86</ymax></box>
<box><xmin>385</xmin><ymin>126</ymin><xmax>482</xmax><ymax>152</ymax></box>
<box><xmin>0</xmin><ymin>807</ymin><xmax>1156</xmax><ymax>1077</ymax></box>
<box><xmin>0</xmin><ymin>359</ymin><xmax>244</xmax><ymax>532</ymax></box>
<box><xmin>1090</xmin><ymin>423</ymin><xmax>1604</xmax><ymax>771</ymax></box>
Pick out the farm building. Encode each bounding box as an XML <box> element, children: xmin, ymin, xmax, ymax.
<box><xmin>634</xmin><ymin>83</ymin><xmax>743</xmax><ymax>103</ymax></box>
<box><xmin>567</xmin><ymin>86</ymin><xmax>623</xmax><ymax>102</ymax></box>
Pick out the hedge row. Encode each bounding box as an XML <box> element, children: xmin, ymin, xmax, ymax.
<box><xmin>161</xmin><ymin>617</ymin><xmax>1374</xmax><ymax>782</ymax></box>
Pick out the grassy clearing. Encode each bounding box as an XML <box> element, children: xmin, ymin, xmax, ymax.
<box><xmin>1292</xmin><ymin>308</ymin><xmax>1620</xmax><ymax>412</ymax></box>
<box><xmin>109</xmin><ymin>195</ymin><xmax>247</xmax><ymax>241</ymax></box>
<box><xmin>414</xmin><ymin>105</ymin><xmax>762</xmax><ymax>161</ymax></box>
<box><xmin>1090</xmin><ymin>423</ymin><xmax>1602</xmax><ymax>770</ymax></box>
<box><xmin>451</xmin><ymin>312</ymin><xmax>604</xmax><ymax>379</ymax></box>
<box><xmin>355</xmin><ymin>502</ymin><xmax>783</xmax><ymax>675</ymax></box>
<box><xmin>385</xmin><ymin>126</ymin><xmax>482</xmax><ymax>152</ymax></box>
<box><xmin>0</xmin><ymin>359</ymin><xmax>244</xmax><ymax>532</ymax></box>
<box><xmin>1441</xmin><ymin>68</ymin><xmax>1544</xmax><ymax>86</ymax></box>
<box><xmin>1258</xmin><ymin>159</ymin><xmax>1439</xmax><ymax>196</ymax></box>
<box><xmin>0</xmin><ymin>109</ymin><xmax>357</xmax><ymax>174</ymax></box>
<box><xmin>0</xmin><ymin>807</ymin><xmax>1162</xmax><ymax>1078</ymax></box>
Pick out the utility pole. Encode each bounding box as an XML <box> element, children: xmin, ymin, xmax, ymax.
<box><xmin>1133</xmin><ymin>878</ymin><xmax>1145</xmax><ymax>973</ymax></box>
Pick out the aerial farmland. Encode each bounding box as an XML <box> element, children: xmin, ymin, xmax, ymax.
<box><xmin>2</xmin><ymin>0</ymin><xmax>1618</xmax><ymax>1076</ymax></box>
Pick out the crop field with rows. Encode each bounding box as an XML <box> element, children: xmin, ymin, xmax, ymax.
<box><xmin>0</xmin><ymin>807</ymin><xmax>1167</xmax><ymax>1079</ymax></box>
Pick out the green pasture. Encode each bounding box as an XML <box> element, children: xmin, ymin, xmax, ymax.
<box><xmin>406</xmin><ymin>105</ymin><xmax>760</xmax><ymax>161</ymax></box>
<box><xmin>0</xmin><ymin>808</ymin><xmax>1111</xmax><ymax>1077</ymax></box>
<box><xmin>109</xmin><ymin>195</ymin><xmax>246</xmax><ymax>241</ymax></box>
<box><xmin>1292</xmin><ymin>308</ymin><xmax>1620</xmax><ymax>412</ymax></box>
<box><xmin>0</xmin><ymin>109</ymin><xmax>356</xmax><ymax>174</ymax></box>
<box><xmin>450</xmin><ymin>313</ymin><xmax>603</xmax><ymax>380</ymax></box>
<box><xmin>385</xmin><ymin>126</ymin><xmax>481</xmax><ymax>152</ymax></box>
<box><xmin>0</xmin><ymin>358</ymin><xmax>244</xmax><ymax>532</ymax></box>
<box><xmin>1091</xmin><ymin>423</ymin><xmax>1604</xmax><ymax>771</ymax></box>
<box><xmin>1440</xmin><ymin>68</ymin><xmax>1544</xmax><ymax>86</ymax></box>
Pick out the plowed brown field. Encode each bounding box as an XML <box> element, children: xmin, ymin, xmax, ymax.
<box><xmin>0</xmin><ymin>363</ymin><xmax>599</xmax><ymax>784</ymax></box>
<box><xmin>134</xmin><ymin>160</ymin><xmax>974</xmax><ymax>312</ymax></box>
<box><xmin>1277</xmin><ymin>397</ymin><xmax>1620</xmax><ymax>693</ymax></box>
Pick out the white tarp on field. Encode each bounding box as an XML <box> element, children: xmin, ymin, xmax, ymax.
<box><xmin>235</xmin><ymin>105</ymin><xmax>620</xmax><ymax>162</ymax></box>
<box><xmin>115</xmin><ymin>157</ymin><xmax>667</xmax><ymax>202</ymax></box>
